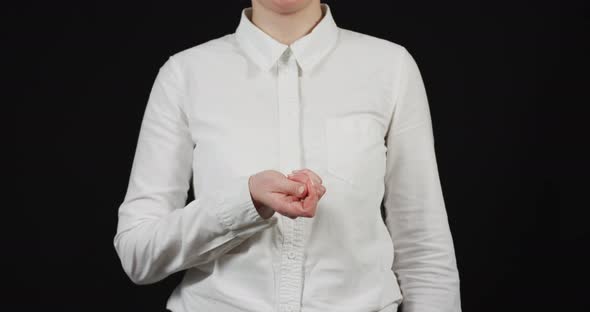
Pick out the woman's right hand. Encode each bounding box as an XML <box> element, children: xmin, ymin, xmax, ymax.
<box><xmin>248</xmin><ymin>170</ymin><xmax>319</xmax><ymax>219</ymax></box>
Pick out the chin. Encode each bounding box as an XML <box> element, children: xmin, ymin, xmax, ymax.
<box><xmin>267</xmin><ymin>0</ymin><xmax>315</xmax><ymax>14</ymax></box>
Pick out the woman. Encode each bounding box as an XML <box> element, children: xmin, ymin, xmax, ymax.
<box><xmin>113</xmin><ymin>1</ymin><xmax>462</xmax><ymax>311</ymax></box>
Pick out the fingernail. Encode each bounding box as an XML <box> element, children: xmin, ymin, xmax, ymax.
<box><xmin>293</xmin><ymin>169</ymin><xmax>301</xmax><ymax>173</ymax></box>
<box><xmin>287</xmin><ymin>173</ymin><xmax>293</xmax><ymax>177</ymax></box>
<box><xmin>298</xmin><ymin>185</ymin><xmax>305</xmax><ymax>194</ymax></box>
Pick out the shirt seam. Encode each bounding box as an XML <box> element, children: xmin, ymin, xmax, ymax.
<box><xmin>386</xmin><ymin>46</ymin><xmax>408</xmax><ymax>141</ymax></box>
<box><xmin>167</xmin><ymin>55</ymin><xmax>191</xmax><ymax>128</ymax></box>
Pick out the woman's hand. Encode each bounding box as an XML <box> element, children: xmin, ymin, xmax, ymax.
<box><xmin>248</xmin><ymin>170</ymin><xmax>309</xmax><ymax>219</ymax></box>
<box><xmin>248</xmin><ymin>169</ymin><xmax>326</xmax><ymax>220</ymax></box>
<box><xmin>286</xmin><ymin>169</ymin><xmax>327</xmax><ymax>217</ymax></box>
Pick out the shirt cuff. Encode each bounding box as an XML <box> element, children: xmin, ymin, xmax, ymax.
<box><xmin>214</xmin><ymin>176</ymin><xmax>276</xmax><ymax>233</ymax></box>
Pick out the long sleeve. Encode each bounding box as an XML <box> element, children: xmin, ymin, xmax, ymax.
<box><xmin>382</xmin><ymin>47</ymin><xmax>462</xmax><ymax>312</ymax></box>
<box><xmin>113</xmin><ymin>56</ymin><xmax>277</xmax><ymax>285</ymax></box>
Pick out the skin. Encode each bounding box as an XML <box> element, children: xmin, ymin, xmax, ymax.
<box><xmin>247</xmin><ymin>0</ymin><xmax>328</xmax><ymax>220</ymax></box>
<box><xmin>249</xmin><ymin>169</ymin><xmax>326</xmax><ymax>220</ymax></box>
<box><xmin>288</xmin><ymin>170</ymin><xmax>325</xmax><ymax>215</ymax></box>
<box><xmin>250</xmin><ymin>0</ymin><xmax>323</xmax><ymax>45</ymax></box>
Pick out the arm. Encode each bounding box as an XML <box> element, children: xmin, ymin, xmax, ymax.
<box><xmin>113</xmin><ymin>56</ymin><xmax>276</xmax><ymax>285</ymax></box>
<box><xmin>382</xmin><ymin>47</ymin><xmax>461</xmax><ymax>312</ymax></box>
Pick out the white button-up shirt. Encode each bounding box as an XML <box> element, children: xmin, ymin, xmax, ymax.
<box><xmin>113</xmin><ymin>3</ymin><xmax>461</xmax><ymax>312</ymax></box>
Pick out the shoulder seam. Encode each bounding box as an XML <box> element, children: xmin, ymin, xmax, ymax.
<box><xmin>166</xmin><ymin>55</ymin><xmax>191</xmax><ymax>123</ymax></box>
<box><xmin>386</xmin><ymin>46</ymin><xmax>408</xmax><ymax>138</ymax></box>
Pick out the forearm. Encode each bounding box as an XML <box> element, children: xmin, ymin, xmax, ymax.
<box><xmin>114</xmin><ymin>176</ymin><xmax>277</xmax><ymax>285</ymax></box>
<box><xmin>383</xmin><ymin>126</ymin><xmax>461</xmax><ymax>312</ymax></box>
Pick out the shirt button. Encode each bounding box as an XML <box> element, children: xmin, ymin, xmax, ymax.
<box><xmin>288</xmin><ymin>251</ymin><xmax>296</xmax><ymax>259</ymax></box>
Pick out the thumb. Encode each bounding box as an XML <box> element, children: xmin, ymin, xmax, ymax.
<box><xmin>277</xmin><ymin>177</ymin><xmax>307</xmax><ymax>198</ymax></box>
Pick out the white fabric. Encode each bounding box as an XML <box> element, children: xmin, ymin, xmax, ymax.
<box><xmin>113</xmin><ymin>3</ymin><xmax>461</xmax><ymax>312</ymax></box>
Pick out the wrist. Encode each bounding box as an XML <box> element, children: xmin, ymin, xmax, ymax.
<box><xmin>248</xmin><ymin>175</ymin><xmax>274</xmax><ymax>219</ymax></box>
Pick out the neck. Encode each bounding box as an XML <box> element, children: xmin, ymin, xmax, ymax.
<box><xmin>249</xmin><ymin>0</ymin><xmax>324</xmax><ymax>46</ymax></box>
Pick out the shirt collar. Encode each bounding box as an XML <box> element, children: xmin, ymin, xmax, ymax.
<box><xmin>234</xmin><ymin>3</ymin><xmax>339</xmax><ymax>74</ymax></box>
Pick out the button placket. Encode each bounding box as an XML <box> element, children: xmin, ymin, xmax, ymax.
<box><xmin>276</xmin><ymin>47</ymin><xmax>305</xmax><ymax>312</ymax></box>
<box><xmin>277</xmin><ymin>47</ymin><xmax>302</xmax><ymax>176</ymax></box>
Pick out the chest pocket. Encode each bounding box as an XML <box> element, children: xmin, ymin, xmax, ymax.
<box><xmin>324</xmin><ymin>115</ymin><xmax>387</xmax><ymax>189</ymax></box>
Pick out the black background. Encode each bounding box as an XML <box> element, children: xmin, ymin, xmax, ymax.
<box><xmin>15</xmin><ymin>0</ymin><xmax>583</xmax><ymax>311</ymax></box>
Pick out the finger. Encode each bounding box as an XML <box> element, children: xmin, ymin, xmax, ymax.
<box><xmin>294</xmin><ymin>168</ymin><xmax>324</xmax><ymax>184</ymax></box>
<box><xmin>282</xmin><ymin>193</ymin><xmax>306</xmax><ymax>210</ymax></box>
<box><xmin>276</xmin><ymin>177</ymin><xmax>319</xmax><ymax>218</ymax></box>
<box><xmin>286</xmin><ymin>173</ymin><xmax>313</xmax><ymax>199</ymax></box>
<box><xmin>316</xmin><ymin>184</ymin><xmax>325</xmax><ymax>195</ymax></box>
<box><xmin>290</xmin><ymin>172</ymin><xmax>324</xmax><ymax>202</ymax></box>
<box><xmin>285</xmin><ymin>198</ymin><xmax>305</xmax><ymax>218</ymax></box>
<box><xmin>268</xmin><ymin>193</ymin><xmax>302</xmax><ymax>219</ymax></box>
<box><xmin>292</xmin><ymin>168</ymin><xmax>322</xmax><ymax>185</ymax></box>
<box><xmin>318</xmin><ymin>184</ymin><xmax>326</xmax><ymax>197</ymax></box>
<box><xmin>286</xmin><ymin>172</ymin><xmax>311</xmax><ymax>185</ymax></box>
<box><xmin>301</xmin><ymin>178</ymin><xmax>319</xmax><ymax>216</ymax></box>
<box><xmin>280</xmin><ymin>189</ymin><xmax>315</xmax><ymax>218</ymax></box>
<box><xmin>276</xmin><ymin>177</ymin><xmax>307</xmax><ymax>198</ymax></box>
